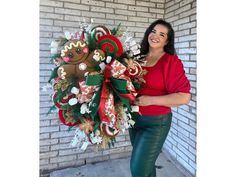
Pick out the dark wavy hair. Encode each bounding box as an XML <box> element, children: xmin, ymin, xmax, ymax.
<box><xmin>140</xmin><ymin>19</ymin><xmax>176</xmax><ymax>55</ymax></box>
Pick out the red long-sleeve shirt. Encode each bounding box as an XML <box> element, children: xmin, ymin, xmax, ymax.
<box><xmin>138</xmin><ymin>53</ymin><xmax>191</xmax><ymax>116</ymax></box>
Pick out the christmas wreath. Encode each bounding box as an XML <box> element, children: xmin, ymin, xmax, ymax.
<box><xmin>47</xmin><ymin>20</ymin><xmax>146</xmax><ymax>150</ymax></box>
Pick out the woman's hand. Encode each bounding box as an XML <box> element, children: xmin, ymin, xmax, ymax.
<box><xmin>134</xmin><ymin>95</ymin><xmax>152</xmax><ymax>106</ymax></box>
<box><xmin>133</xmin><ymin>93</ymin><xmax>191</xmax><ymax>107</ymax></box>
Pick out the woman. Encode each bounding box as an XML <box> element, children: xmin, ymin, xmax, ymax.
<box><xmin>129</xmin><ymin>19</ymin><xmax>191</xmax><ymax>177</ymax></box>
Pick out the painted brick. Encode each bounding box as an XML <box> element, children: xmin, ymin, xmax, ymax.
<box><xmin>175</xmin><ymin>42</ymin><xmax>190</xmax><ymax>48</ymax></box>
<box><xmin>128</xmin><ymin>6</ymin><xmax>148</xmax><ymax>12</ymax></box>
<box><xmin>40</xmin><ymin>158</ymin><xmax>49</xmax><ymax>165</ymax></box>
<box><xmin>60</xmin><ymin>0</ymin><xmax>82</xmax><ymax>3</ymax></box>
<box><xmin>50</xmin><ymin>155</ymin><xmax>77</xmax><ymax>163</ymax></box>
<box><xmin>165</xmin><ymin>4</ymin><xmax>180</xmax><ymax>14</ymax></box>
<box><xmin>40</xmin><ymin>25</ymin><xmax>62</xmax><ymax>32</ymax></box>
<box><xmin>173</xmin><ymin>146</ymin><xmax>189</xmax><ymax>162</ymax></box>
<box><xmin>178</xmin><ymin>54</ymin><xmax>190</xmax><ymax>61</ymax></box>
<box><xmin>40</xmin><ymin>146</ymin><xmax>50</xmax><ymax>153</ymax></box>
<box><xmin>40</xmin><ymin>163</ymin><xmax>58</xmax><ymax>170</ymax></box>
<box><xmin>137</xmin><ymin>12</ymin><xmax>156</xmax><ymax>18</ymax></box>
<box><xmin>173</xmin><ymin>112</ymin><xmax>189</xmax><ymax>124</ymax></box>
<box><xmin>136</xmin><ymin>1</ymin><xmax>155</xmax><ymax>7</ymax></box>
<box><xmin>179</xmin><ymin>21</ymin><xmax>196</xmax><ymax>30</ymax></box>
<box><xmin>150</xmin><ymin>0</ymin><xmax>165</xmax><ymax>3</ymax></box>
<box><xmin>40</xmin><ymin>31</ymin><xmax>53</xmax><ymax>38</ymax></box>
<box><xmin>180</xmin><ymin>0</ymin><xmax>195</xmax><ymax>7</ymax></box>
<box><xmin>115</xmin><ymin>9</ymin><xmax>136</xmax><ymax>16</ymax></box>
<box><xmin>40</xmin><ymin>138</ymin><xmax>58</xmax><ymax>146</ymax></box>
<box><xmin>165</xmin><ymin>11</ymin><xmax>175</xmax><ymax>19</ymax></box>
<box><xmin>179</xmin><ymin>8</ymin><xmax>196</xmax><ymax>18</ymax></box>
<box><xmin>172</xmin><ymin>133</ymin><xmax>189</xmax><ymax>148</ymax></box>
<box><xmin>156</xmin><ymin>3</ymin><xmax>165</xmax><ymax>8</ymax></box>
<box><xmin>40</xmin><ymin>151</ymin><xmax>58</xmax><ymax>159</ymax></box>
<box><xmin>165</xmin><ymin>0</ymin><xmax>175</xmax><ymax>8</ymax></box>
<box><xmin>40</xmin><ymin>126</ymin><xmax>59</xmax><ymax>133</ymax></box>
<box><xmin>114</xmin><ymin>0</ymin><xmax>135</xmax><ymax>5</ymax></box>
<box><xmin>178</xmin><ymin>34</ymin><xmax>196</xmax><ymax>42</ymax></box>
<box><xmin>177</xmin><ymin>126</ymin><xmax>190</xmax><ymax>137</ymax></box>
<box><xmin>190</xmin><ymin>55</ymin><xmax>196</xmax><ymax>61</ymax></box>
<box><xmin>190</xmin><ymin>41</ymin><xmax>196</xmax><ymax>47</ymax></box>
<box><xmin>135</xmin><ymin>22</ymin><xmax>150</xmax><ymax>28</ymax></box>
<box><xmin>64</xmin><ymin>2</ymin><xmax>89</xmax><ymax>10</ymax></box>
<box><xmin>81</xmin><ymin>0</ymin><xmax>105</xmax><ymax>6</ymax></box>
<box><xmin>179</xmin><ymin>104</ymin><xmax>190</xmax><ymax>111</ymax></box>
<box><xmin>156</xmin><ymin>13</ymin><xmax>164</xmax><ymax>19</ymax></box>
<box><xmin>106</xmin><ymin>14</ymin><xmax>127</xmax><ymax>20</ymax></box>
<box><xmin>149</xmin><ymin>8</ymin><xmax>164</xmax><ymax>14</ymax></box>
<box><xmin>164</xmin><ymin>139</ymin><xmax>173</xmax><ymax>149</ymax></box>
<box><xmin>166</xmin><ymin>136</ymin><xmax>178</xmax><ymax>146</ymax></box>
<box><xmin>51</xmin><ymin>143</ymin><xmax>74</xmax><ymax>151</ymax></box>
<box><xmin>54</xmin><ymin>20</ymin><xmax>83</xmax><ymax>27</ymax></box>
<box><xmin>174</xmin><ymin>17</ymin><xmax>190</xmax><ymax>26</ymax></box>
<box><xmin>178</xmin><ymin>120</ymin><xmax>196</xmax><ymax>135</ymax></box>
<box><xmin>114</xmin><ymin>20</ymin><xmax>135</xmax><ymax>26</ymax></box>
<box><xmin>189</xmin><ymin>133</ymin><xmax>196</xmax><ymax>142</ymax></box>
<box><xmin>175</xmin><ymin>4</ymin><xmax>191</xmax><ymax>15</ymax></box>
<box><xmin>40</xmin><ymin>12</ymin><xmax>64</xmax><ymax>20</ymax></box>
<box><xmin>179</xmin><ymin>48</ymin><xmax>196</xmax><ymax>54</ymax></box>
<box><xmin>40</xmin><ymin>6</ymin><xmax>54</xmax><ymax>13</ymax></box>
<box><xmin>177</xmin><ymin>144</ymin><xmax>195</xmax><ymax>161</ymax></box>
<box><xmin>129</xmin><ymin>16</ymin><xmax>148</xmax><ymax>22</ymax></box>
<box><xmin>190</xmin><ymin>88</ymin><xmax>196</xmax><ymax>94</ymax></box>
<box><xmin>183</xmin><ymin>61</ymin><xmax>196</xmax><ymax>68</ymax></box>
<box><xmin>51</xmin><ymin>131</ymin><xmax>74</xmax><ymax>138</ymax></box>
<box><xmin>178</xmin><ymin>108</ymin><xmax>195</xmax><ymax>121</ymax></box>
<box><xmin>175</xmin><ymin>29</ymin><xmax>190</xmax><ymax>37</ymax></box>
<box><xmin>81</xmin><ymin>11</ymin><xmax>105</xmax><ymax>18</ymax></box>
<box><xmin>188</xmin><ymin>142</ymin><xmax>196</xmax><ymax>154</ymax></box>
<box><xmin>40</xmin><ymin>120</ymin><xmax>50</xmax><ymax>127</ymax></box>
<box><xmin>91</xmin><ymin>6</ymin><xmax>114</xmax><ymax>13</ymax></box>
<box><xmin>59</xmin><ymin>149</ymin><xmax>80</xmax><ymax>156</ymax></box>
<box><xmin>106</xmin><ymin>3</ymin><xmax>128</xmax><ymax>10</ymax></box>
<box><xmin>126</xmin><ymin>26</ymin><xmax>147</xmax><ymax>33</ymax></box>
<box><xmin>166</xmin><ymin>15</ymin><xmax>179</xmax><ymax>23</ymax></box>
<box><xmin>189</xmin><ymin>159</ymin><xmax>196</xmax><ymax>169</ymax></box>
<box><xmin>92</xmin><ymin>18</ymin><xmax>114</xmax><ymax>25</ymax></box>
<box><xmin>40</xmin><ymin>0</ymin><xmax>63</xmax><ymax>7</ymax></box>
<box><xmin>190</xmin><ymin>14</ymin><xmax>196</xmax><ymax>21</ymax></box>
<box><xmin>55</xmin><ymin>8</ymin><xmax>81</xmax><ymax>16</ymax></box>
<box><xmin>177</xmin><ymin>156</ymin><xmax>195</xmax><ymax>174</ymax></box>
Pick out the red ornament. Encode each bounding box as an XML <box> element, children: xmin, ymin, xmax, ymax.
<box><xmin>58</xmin><ymin>109</ymin><xmax>80</xmax><ymax>126</ymax></box>
<box><xmin>97</xmin><ymin>34</ymin><xmax>123</xmax><ymax>57</ymax></box>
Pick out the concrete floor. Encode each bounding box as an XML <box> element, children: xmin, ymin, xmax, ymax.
<box><xmin>50</xmin><ymin>152</ymin><xmax>186</xmax><ymax>177</ymax></box>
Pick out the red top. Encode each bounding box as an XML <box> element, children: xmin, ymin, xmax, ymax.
<box><xmin>137</xmin><ymin>53</ymin><xmax>191</xmax><ymax>116</ymax></box>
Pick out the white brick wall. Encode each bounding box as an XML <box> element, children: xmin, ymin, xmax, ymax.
<box><xmin>40</xmin><ymin>0</ymin><xmax>196</xmax><ymax>176</ymax></box>
<box><xmin>163</xmin><ymin>0</ymin><xmax>196</xmax><ymax>177</ymax></box>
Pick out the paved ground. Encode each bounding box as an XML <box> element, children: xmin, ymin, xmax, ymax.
<box><xmin>50</xmin><ymin>152</ymin><xmax>186</xmax><ymax>177</ymax></box>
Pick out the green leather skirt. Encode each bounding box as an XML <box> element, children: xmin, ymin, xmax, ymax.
<box><xmin>128</xmin><ymin>112</ymin><xmax>172</xmax><ymax>177</ymax></box>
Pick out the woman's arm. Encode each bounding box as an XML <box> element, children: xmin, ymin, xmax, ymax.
<box><xmin>134</xmin><ymin>93</ymin><xmax>191</xmax><ymax>107</ymax></box>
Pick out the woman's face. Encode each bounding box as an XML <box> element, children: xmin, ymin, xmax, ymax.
<box><xmin>148</xmin><ymin>24</ymin><xmax>168</xmax><ymax>50</ymax></box>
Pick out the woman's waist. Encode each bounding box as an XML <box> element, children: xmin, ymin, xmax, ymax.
<box><xmin>139</xmin><ymin>105</ymin><xmax>171</xmax><ymax>116</ymax></box>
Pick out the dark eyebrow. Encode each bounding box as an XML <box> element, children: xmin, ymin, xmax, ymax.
<box><xmin>160</xmin><ymin>32</ymin><xmax>167</xmax><ymax>36</ymax></box>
